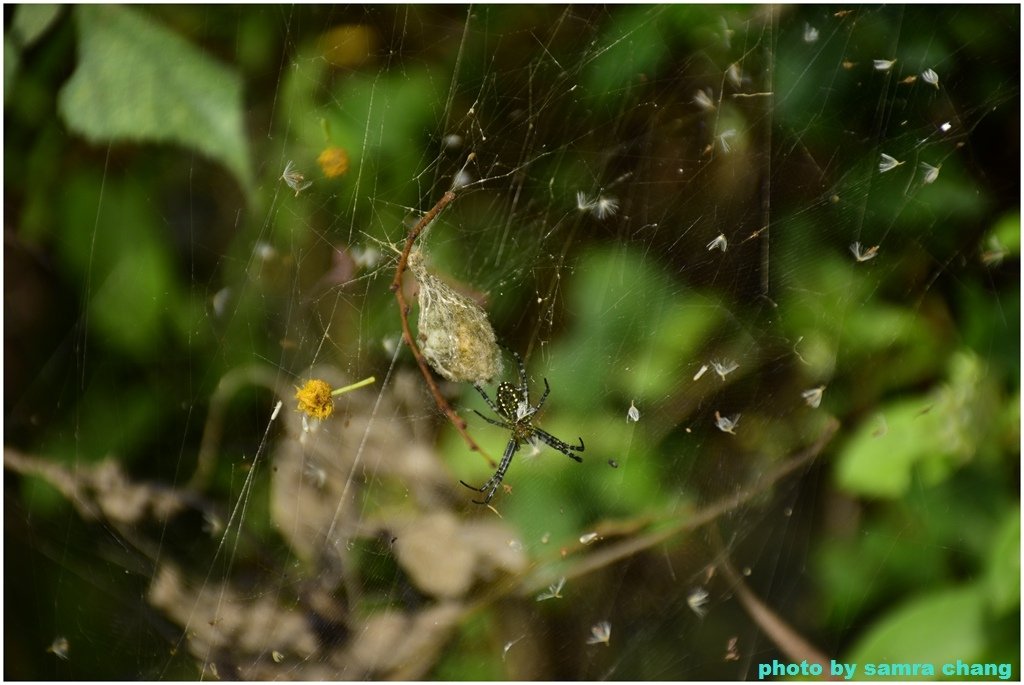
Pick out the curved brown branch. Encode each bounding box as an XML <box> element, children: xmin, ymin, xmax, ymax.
<box><xmin>389</xmin><ymin>191</ymin><xmax>456</xmax><ymax>294</ymax></box>
<box><xmin>717</xmin><ymin>543</ymin><xmax>832</xmax><ymax>674</ymax></box>
<box><xmin>521</xmin><ymin>417</ymin><xmax>839</xmax><ymax>593</ymax></box>
<box><xmin>190</xmin><ymin>364</ymin><xmax>281</xmax><ymax>490</ymax></box>
<box><xmin>391</xmin><ymin>189</ymin><xmax>495</xmax><ymax>468</ymax></box>
<box><xmin>453</xmin><ymin>419</ymin><xmax>839</xmax><ymax>623</ymax></box>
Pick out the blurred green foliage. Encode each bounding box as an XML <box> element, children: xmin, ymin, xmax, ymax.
<box><xmin>58</xmin><ymin>6</ymin><xmax>253</xmax><ymax>194</ymax></box>
<box><xmin>4</xmin><ymin>4</ymin><xmax>1018</xmax><ymax>680</ymax></box>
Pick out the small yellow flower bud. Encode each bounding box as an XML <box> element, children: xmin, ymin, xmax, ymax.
<box><xmin>317</xmin><ymin>146</ymin><xmax>350</xmax><ymax>179</ymax></box>
<box><xmin>295</xmin><ymin>379</ymin><xmax>334</xmax><ymax>419</ymax></box>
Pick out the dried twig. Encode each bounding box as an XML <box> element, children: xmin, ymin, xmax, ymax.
<box><xmin>390</xmin><ymin>188</ymin><xmax>494</xmax><ymax>468</ymax></box>
<box><xmin>520</xmin><ymin>417</ymin><xmax>840</xmax><ymax>593</ymax></box>
<box><xmin>715</xmin><ymin>534</ymin><xmax>831</xmax><ymax>672</ymax></box>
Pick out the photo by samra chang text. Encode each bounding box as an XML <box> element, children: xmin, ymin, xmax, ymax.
<box><xmin>757</xmin><ymin>658</ymin><xmax>1014</xmax><ymax>680</ymax></box>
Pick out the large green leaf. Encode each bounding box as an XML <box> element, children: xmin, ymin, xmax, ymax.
<box><xmin>57</xmin><ymin>6</ymin><xmax>252</xmax><ymax>194</ymax></box>
<box><xmin>4</xmin><ymin>37</ymin><xmax>17</xmax><ymax>102</ymax></box>
<box><xmin>583</xmin><ymin>7</ymin><xmax>671</xmax><ymax>101</ymax></box>
<box><xmin>845</xmin><ymin>585</ymin><xmax>987</xmax><ymax>668</ymax></box>
<box><xmin>835</xmin><ymin>351</ymin><xmax>997</xmax><ymax>498</ymax></box>
<box><xmin>986</xmin><ymin>211</ymin><xmax>1021</xmax><ymax>258</ymax></box>
<box><xmin>10</xmin><ymin>4</ymin><xmax>63</xmax><ymax>48</ymax></box>
<box><xmin>56</xmin><ymin>174</ymin><xmax>194</xmax><ymax>360</ymax></box>
<box><xmin>986</xmin><ymin>507</ymin><xmax>1021</xmax><ymax>616</ymax></box>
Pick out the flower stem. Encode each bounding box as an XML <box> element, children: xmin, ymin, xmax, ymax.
<box><xmin>330</xmin><ymin>376</ymin><xmax>376</xmax><ymax>396</ymax></box>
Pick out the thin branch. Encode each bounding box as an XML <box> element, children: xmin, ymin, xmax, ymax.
<box><xmin>389</xmin><ymin>190</ymin><xmax>456</xmax><ymax>294</ymax></box>
<box><xmin>715</xmin><ymin>533</ymin><xmax>831</xmax><ymax>672</ymax></box>
<box><xmin>191</xmin><ymin>364</ymin><xmax>280</xmax><ymax>490</ymax></box>
<box><xmin>390</xmin><ymin>188</ymin><xmax>495</xmax><ymax>468</ymax></box>
<box><xmin>452</xmin><ymin>419</ymin><xmax>839</xmax><ymax>623</ymax></box>
<box><xmin>521</xmin><ymin>417</ymin><xmax>839</xmax><ymax>593</ymax></box>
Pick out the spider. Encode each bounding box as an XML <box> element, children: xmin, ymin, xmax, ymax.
<box><xmin>461</xmin><ymin>353</ymin><xmax>584</xmax><ymax>505</ymax></box>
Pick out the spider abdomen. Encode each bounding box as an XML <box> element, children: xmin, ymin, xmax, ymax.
<box><xmin>496</xmin><ymin>382</ymin><xmax>525</xmax><ymax>420</ymax></box>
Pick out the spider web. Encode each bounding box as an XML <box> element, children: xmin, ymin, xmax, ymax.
<box><xmin>5</xmin><ymin>4</ymin><xmax>1019</xmax><ymax>680</ymax></box>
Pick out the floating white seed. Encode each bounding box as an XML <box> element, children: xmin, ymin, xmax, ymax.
<box><xmin>576</xmin><ymin>191</ymin><xmax>593</xmax><ymax>211</ymax></box>
<box><xmin>718</xmin><ymin>129</ymin><xmax>737</xmax><ymax>154</ymax></box>
<box><xmin>452</xmin><ymin>169</ymin><xmax>473</xmax><ymax>189</ymax></box>
<box><xmin>688</xmin><ymin>587</ymin><xmax>710</xmax><ymax>617</ymax></box>
<box><xmin>920</xmin><ymin>162</ymin><xmax>941</xmax><ymax>185</ymax></box>
<box><xmin>711</xmin><ymin>359</ymin><xmax>739</xmax><ymax>380</ymax></box>
<box><xmin>726</xmin><ymin>63</ymin><xmax>742</xmax><ymax>88</ymax></box>
<box><xmin>351</xmin><ymin>245</ymin><xmax>381</xmax><ymax>269</ymax></box>
<box><xmin>281</xmin><ymin>160</ymin><xmax>312</xmax><ymax>197</ymax></box>
<box><xmin>714</xmin><ymin>411</ymin><xmax>740</xmax><ymax>434</ymax></box>
<box><xmin>255</xmin><ymin>242</ymin><xmax>277</xmax><ymax>260</ymax></box>
<box><xmin>47</xmin><ymin>636</ymin><xmax>70</xmax><ymax>661</ymax></box>
<box><xmin>725</xmin><ymin>636</ymin><xmax>740</xmax><ymax>661</ymax></box>
<box><xmin>707</xmin><ymin>234</ymin><xmax>728</xmax><ymax>252</ymax></box>
<box><xmin>536</xmin><ymin>577</ymin><xmax>566</xmax><ymax>601</ymax></box>
<box><xmin>879</xmin><ymin>153</ymin><xmax>903</xmax><ymax>173</ymax></box>
<box><xmin>801</xmin><ymin>386</ymin><xmax>825</xmax><ymax>408</ymax></box>
<box><xmin>594</xmin><ymin>195</ymin><xmax>619</xmax><ymax>219</ymax></box>
<box><xmin>850</xmin><ymin>242</ymin><xmax>879</xmax><ymax>262</ymax></box>
<box><xmin>586</xmin><ymin>621</ymin><xmax>612</xmax><ymax>646</ymax></box>
<box><xmin>693</xmin><ymin>88</ymin><xmax>715</xmax><ymax>112</ymax></box>
<box><xmin>575</xmin><ymin>191</ymin><xmax>618</xmax><ymax>219</ymax></box>
<box><xmin>212</xmin><ymin>287</ymin><xmax>231</xmax><ymax>318</ymax></box>
<box><xmin>502</xmin><ymin>636</ymin><xmax>525</xmax><ymax>661</ymax></box>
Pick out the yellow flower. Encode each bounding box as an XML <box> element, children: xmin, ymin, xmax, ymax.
<box><xmin>318</xmin><ymin>24</ymin><xmax>376</xmax><ymax>69</ymax></box>
<box><xmin>318</xmin><ymin>146</ymin><xmax>350</xmax><ymax>179</ymax></box>
<box><xmin>295</xmin><ymin>379</ymin><xmax>334</xmax><ymax>419</ymax></box>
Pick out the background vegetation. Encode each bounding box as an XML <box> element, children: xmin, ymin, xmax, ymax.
<box><xmin>5</xmin><ymin>5</ymin><xmax>1019</xmax><ymax>679</ymax></box>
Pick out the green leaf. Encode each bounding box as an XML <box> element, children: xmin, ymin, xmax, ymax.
<box><xmin>555</xmin><ymin>246</ymin><xmax>723</xmax><ymax>407</ymax></box>
<box><xmin>835</xmin><ymin>351</ymin><xmax>995</xmax><ymax>498</ymax></box>
<box><xmin>4</xmin><ymin>37</ymin><xmax>18</xmax><ymax>102</ymax></box>
<box><xmin>89</xmin><ymin>243</ymin><xmax>174</xmax><ymax>358</ymax></box>
<box><xmin>835</xmin><ymin>398</ymin><xmax>949</xmax><ymax>498</ymax></box>
<box><xmin>584</xmin><ymin>7</ymin><xmax>671</xmax><ymax>101</ymax></box>
<box><xmin>57</xmin><ymin>6</ymin><xmax>252</xmax><ymax>194</ymax></box>
<box><xmin>57</xmin><ymin>174</ymin><xmax>192</xmax><ymax>360</ymax></box>
<box><xmin>987</xmin><ymin>211</ymin><xmax>1021</xmax><ymax>258</ymax></box>
<box><xmin>845</xmin><ymin>585</ymin><xmax>986</xmax><ymax>666</ymax></box>
<box><xmin>986</xmin><ymin>507</ymin><xmax>1020</xmax><ymax>616</ymax></box>
<box><xmin>10</xmin><ymin>5</ymin><xmax>63</xmax><ymax>49</ymax></box>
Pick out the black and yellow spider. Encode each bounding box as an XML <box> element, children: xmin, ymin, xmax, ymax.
<box><xmin>460</xmin><ymin>353</ymin><xmax>584</xmax><ymax>505</ymax></box>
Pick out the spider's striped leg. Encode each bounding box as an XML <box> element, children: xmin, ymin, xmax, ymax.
<box><xmin>473</xmin><ymin>382</ymin><xmax>502</xmax><ymax>416</ymax></box>
<box><xmin>533</xmin><ymin>428</ymin><xmax>584</xmax><ymax>463</ymax></box>
<box><xmin>511</xmin><ymin>351</ymin><xmax>530</xmax><ymax>399</ymax></box>
<box><xmin>460</xmin><ymin>438</ymin><xmax>520</xmax><ymax>504</ymax></box>
<box><xmin>472</xmin><ymin>409</ymin><xmax>508</xmax><ymax>429</ymax></box>
<box><xmin>534</xmin><ymin>378</ymin><xmax>551</xmax><ymax>412</ymax></box>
